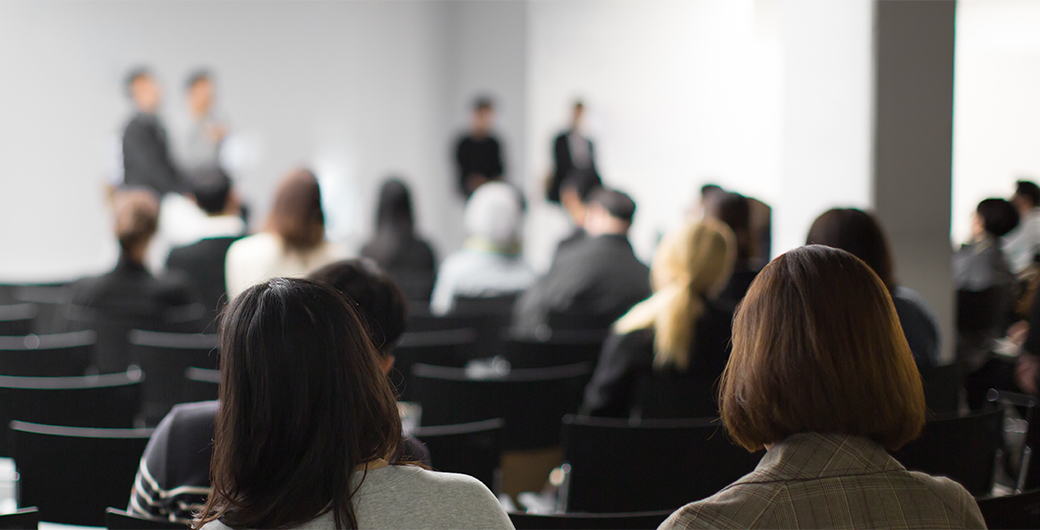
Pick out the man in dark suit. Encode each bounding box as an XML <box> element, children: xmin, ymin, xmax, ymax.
<box><xmin>554</xmin><ymin>169</ymin><xmax>602</xmax><ymax>257</ymax></box>
<box><xmin>165</xmin><ymin>168</ymin><xmax>245</xmax><ymax>322</ymax></box>
<box><xmin>122</xmin><ymin>67</ymin><xmax>184</xmax><ymax>196</ymax></box>
<box><xmin>455</xmin><ymin>96</ymin><xmax>504</xmax><ymax>197</ymax></box>
<box><xmin>547</xmin><ymin>101</ymin><xmax>598</xmax><ymax>203</ymax></box>
<box><xmin>513</xmin><ymin>188</ymin><xmax>650</xmax><ymax>336</ymax></box>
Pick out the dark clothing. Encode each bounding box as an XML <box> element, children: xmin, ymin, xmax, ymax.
<box><xmin>361</xmin><ymin>234</ymin><xmax>438</xmax><ymax>302</ymax></box>
<box><xmin>553</xmin><ymin>228</ymin><xmax>587</xmax><ymax>258</ymax></box>
<box><xmin>455</xmin><ymin>135</ymin><xmax>503</xmax><ymax>196</ymax></box>
<box><xmin>122</xmin><ymin>112</ymin><xmax>184</xmax><ymax>196</ymax></box>
<box><xmin>717</xmin><ymin>267</ymin><xmax>758</xmax><ymax>307</ymax></box>
<box><xmin>891</xmin><ymin>286</ymin><xmax>941</xmax><ymax>368</ymax></box>
<box><xmin>548</xmin><ymin>131</ymin><xmax>598</xmax><ymax>203</ymax></box>
<box><xmin>128</xmin><ymin>400</ymin><xmax>432</xmax><ymax>524</ymax></box>
<box><xmin>71</xmin><ymin>254</ymin><xmax>197</xmax><ymax>320</ymax></box>
<box><xmin>513</xmin><ymin>234</ymin><xmax>651</xmax><ymax>334</ymax></box>
<box><xmin>166</xmin><ymin>236</ymin><xmax>242</xmax><ymax>325</ymax></box>
<box><xmin>953</xmin><ymin>238</ymin><xmax>1016</xmax><ymax>371</ymax></box>
<box><xmin>580</xmin><ymin>298</ymin><xmax>734</xmax><ymax>419</ymax></box>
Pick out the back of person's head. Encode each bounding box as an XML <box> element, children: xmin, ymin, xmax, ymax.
<box><xmin>112</xmin><ymin>189</ymin><xmax>160</xmax><ymax>253</ymax></box>
<box><xmin>806</xmin><ymin>208</ymin><xmax>895</xmax><ymax>291</ymax></box>
<box><xmin>308</xmin><ymin>259</ymin><xmax>408</xmax><ymax>357</ymax></box>
<box><xmin>976</xmin><ymin>198</ymin><xmax>1020</xmax><ymax>238</ymax></box>
<box><xmin>190</xmin><ymin>167</ymin><xmax>233</xmax><ymax>216</ymax></box>
<box><xmin>464</xmin><ymin>181</ymin><xmax>523</xmax><ymax>253</ymax></box>
<box><xmin>196</xmin><ymin>278</ymin><xmax>400</xmax><ymax>530</ymax></box>
<box><xmin>615</xmin><ymin>219</ymin><xmax>736</xmax><ymax>371</ymax></box>
<box><xmin>585</xmin><ymin>188</ymin><xmax>636</xmax><ymax>236</ymax></box>
<box><xmin>374</xmin><ymin>178</ymin><xmax>415</xmax><ymax>235</ymax></box>
<box><xmin>1014</xmin><ymin>180</ymin><xmax>1040</xmax><ymax>209</ymax></box>
<box><xmin>720</xmin><ymin>245</ymin><xmax>925</xmax><ymax>452</ymax></box>
<box><xmin>560</xmin><ymin>169</ymin><xmax>602</xmax><ymax>204</ymax></box>
<box><xmin>707</xmin><ymin>192</ymin><xmax>752</xmax><ymax>266</ymax></box>
<box><xmin>265</xmin><ymin>169</ymin><xmax>325</xmax><ymax>252</ymax></box>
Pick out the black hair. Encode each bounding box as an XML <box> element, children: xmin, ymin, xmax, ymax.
<box><xmin>308</xmin><ymin>259</ymin><xmax>409</xmax><ymax>357</ymax></box>
<box><xmin>806</xmin><ymin>208</ymin><xmax>896</xmax><ymax>291</ymax></box>
<box><xmin>713</xmin><ymin>192</ymin><xmax>754</xmax><ymax>267</ymax></box>
<box><xmin>977</xmin><ymin>198</ymin><xmax>1020</xmax><ymax>238</ymax></box>
<box><xmin>560</xmin><ymin>169</ymin><xmax>602</xmax><ymax>202</ymax></box>
<box><xmin>362</xmin><ymin>179</ymin><xmax>417</xmax><ymax>267</ymax></box>
<box><xmin>1015</xmin><ymin>181</ymin><xmax>1040</xmax><ymax>208</ymax></box>
<box><xmin>589</xmin><ymin>188</ymin><xmax>636</xmax><ymax>223</ymax></box>
<box><xmin>124</xmin><ymin>66</ymin><xmax>151</xmax><ymax>98</ymax></box>
<box><xmin>190</xmin><ymin>167</ymin><xmax>232</xmax><ymax>215</ymax></box>
<box><xmin>473</xmin><ymin>96</ymin><xmax>494</xmax><ymax>112</ymax></box>
<box><xmin>185</xmin><ymin>68</ymin><xmax>212</xmax><ymax>91</ymax></box>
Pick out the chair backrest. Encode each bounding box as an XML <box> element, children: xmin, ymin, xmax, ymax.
<box><xmin>632</xmin><ymin>373</ymin><xmax>718</xmax><ymax>419</ymax></box>
<box><xmin>0</xmin><ymin>304</ymin><xmax>37</xmax><ymax>337</ymax></box>
<box><xmin>129</xmin><ymin>330</ymin><xmax>218</xmax><ymax>426</ymax></box>
<box><xmin>11</xmin><ymin>421</ymin><xmax>154</xmax><ymax>526</ymax></box>
<box><xmin>500</xmin><ymin>330</ymin><xmax>607</xmax><ymax>369</ymax></box>
<box><xmin>919</xmin><ymin>362</ymin><xmax>964</xmax><ymax>417</ymax></box>
<box><xmin>183</xmin><ymin>367</ymin><xmax>220</xmax><ymax>404</ymax></box>
<box><xmin>975</xmin><ymin>489</ymin><xmax>1040</xmax><ymax>530</ymax></box>
<box><xmin>105</xmin><ymin>508</ymin><xmax>188</xmax><ymax>529</ymax></box>
<box><xmin>412</xmin><ymin>362</ymin><xmax>592</xmax><ymax>450</ymax></box>
<box><xmin>13</xmin><ymin>284</ymin><xmax>70</xmax><ymax>334</ymax></box>
<box><xmin>508</xmin><ymin>510</ymin><xmax>674</xmax><ymax>530</ymax></box>
<box><xmin>0</xmin><ymin>331</ymin><xmax>95</xmax><ymax>376</ymax></box>
<box><xmin>413</xmin><ymin>418</ymin><xmax>505</xmax><ymax>492</ymax></box>
<box><xmin>0</xmin><ymin>371</ymin><xmax>143</xmax><ymax>457</ymax></box>
<box><xmin>0</xmin><ymin>507</ymin><xmax>39</xmax><ymax>530</ymax></box>
<box><xmin>67</xmin><ymin>305</ymin><xmax>206</xmax><ymax>374</ymax></box>
<box><xmin>391</xmin><ymin>329</ymin><xmax>478</xmax><ymax>400</ymax></box>
<box><xmin>561</xmin><ymin>414</ymin><xmax>762</xmax><ymax>513</ymax></box>
<box><xmin>957</xmin><ymin>287</ymin><xmax>1002</xmax><ymax>332</ymax></box>
<box><xmin>891</xmin><ymin>407</ymin><xmax>1004</xmax><ymax>496</ymax></box>
<box><xmin>453</xmin><ymin>293</ymin><xmax>519</xmax><ymax>316</ymax></box>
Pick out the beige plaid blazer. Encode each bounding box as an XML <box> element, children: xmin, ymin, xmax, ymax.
<box><xmin>660</xmin><ymin>432</ymin><xmax>986</xmax><ymax>529</ymax></box>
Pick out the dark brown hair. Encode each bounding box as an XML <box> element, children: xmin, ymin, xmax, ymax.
<box><xmin>720</xmin><ymin>245</ymin><xmax>925</xmax><ymax>452</ymax></box>
<box><xmin>806</xmin><ymin>208</ymin><xmax>895</xmax><ymax>291</ymax></box>
<box><xmin>265</xmin><ymin>169</ymin><xmax>325</xmax><ymax>252</ymax></box>
<box><xmin>709</xmin><ymin>192</ymin><xmax>753</xmax><ymax>266</ymax></box>
<box><xmin>112</xmin><ymin>188</ymin><xmax>160</xmax><ymax>252</ymax></box>
<box><xmin>194</xmin><ymin>278</ymin><xmax>401</xmax><ymax>529</ymax></box>
<box><xmin>309</xmin><ymin>259</ymin><xmax>409</xmax><ymax>357</ymax></box>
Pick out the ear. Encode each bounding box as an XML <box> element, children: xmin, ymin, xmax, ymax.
<box><xmin>379</xmin><ymin>355</ymin><xmax>395</xmax><ymax>375</ymax></box>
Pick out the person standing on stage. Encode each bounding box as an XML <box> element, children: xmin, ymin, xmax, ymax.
<box><xmin>177</xmin><ymin>69</ymin><xmax>228</xmax><ymax>177</ymax></box>
<box><xmin>454</xmin><ymin>97</ymin><xmax>504</xmax><ymax>197</ymax></box>
<box><xmin>547</xmin><ymin>100</ymin><xmax>598</xmax><ymax>203</ymax></box>
<box><xmin>121</xmin><ymin>67</ymin><xmax>184</xmax><ymax>196</ymax></box>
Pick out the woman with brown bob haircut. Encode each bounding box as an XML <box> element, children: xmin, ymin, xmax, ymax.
<box><xmin>661</xmin><ymin>245</ymin><xmax>985</xmax><ymax>529</ymax></box>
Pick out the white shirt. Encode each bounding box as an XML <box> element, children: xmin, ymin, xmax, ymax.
<box><xmin>224</xmin><ymin>232</ymin><xmax>347</xmax><ymax>299</ymax></box>
<box><xmin>429</xmin><ymin>248</ymin><xmax>536</xmax><ymax>315</ymax></box>
<box><xmin>1002</xmin><ymin>207</ymin><xmax>1040</xmax><ymax>273</ymax></box>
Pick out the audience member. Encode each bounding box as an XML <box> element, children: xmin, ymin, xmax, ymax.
<box><xmin>224</xmin><ymin>169</ymin><xmax>345</xmax><ymax>298</ymax></box>
<box><xmin>707</xmin><ymin>192</ymin><xmax>758</xmax><ymax>305</ymax></box>
<box><xmin>360</xmin><ymin>179</ymin><xmax>437</xmax><ymax>303</ymax></box>
<box><xmin>1003</xmin><ymin>180</ymin><xmax>1040</xmax><ymax>274</ymax></box>
<box><xmin>176</xmin><ymin>69</ymin><xmax>227</xmax><ymax>176</ymax></box>
<box><xmin>554</xmin><ymin>169</ymin><xmax>603</xmax><ymax>256</ymax></box>
<box><xmin>190</xmin><ymin>279</ymin><xmax>511</xmax><ymax>530</ymax></box>
<box><xmin>660</xmin><ymin>245</ymin><xmax>985</xmax><ymax>529</ymax></box>
<box><xmin>455</xmin><ymin>97</ymin><xmax>504</xmax><ymax>197</ymax></box>
<box><xmin>121</xmin><ymin>67</ymin><xmax>184</xmax><ymax>196</ymax></box>
<box><xmin>166</xmin><ymin>168</ymin><xmax>245</xmax><ymax>322</ymax></box>
<box><xmin>513</xmin><ymin>188</ymin><xmax>651</xmax><ymax>334</ymax></box>
<box><xmin>580</xmin><ymin>219</ymin><xmax>736</xmax><ymax>418</ymax></box>
<box><xmin>806</xmin><ymin>208</ymin><xmax>942</xmax><ymax>367</ymax></box>
<box><xmin>430</xmin><ymin>182</ymin><xmax>534</xmax><ymax>315</ymax></box>
<box><xmin>129</xmin><ymin>262</ymin><xmax>431</xmax><ymax>523</ymax></box>
<box><xmin>547</xmin><ymin>101</ymin><xmax>599</xmax><ymax>203</ymax></box>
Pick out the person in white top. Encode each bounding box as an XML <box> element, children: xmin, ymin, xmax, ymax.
<box><xmin>194</xmin><ymin>278</ymin><xmax>513</xmax><ymax>530</ymax></box>
<box><xmin>1003</xmin><ymin>180</ymin><xmax>1040</xmax><ymax>274</ymax></box>
<box><xmin>224</xmin><ymin>168</ymin><xmax>345</xmax><ymax>298</ymax></box>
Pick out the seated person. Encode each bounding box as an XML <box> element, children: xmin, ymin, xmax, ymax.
<box><xmin>361</xmin><ymin>179</ymin><xmax>437</xmax><ymax>303</ymax></box>
<box><xmin>193</xmin><ymin>279</ymin><xmax>511</xmax><ymax>529</ymax></box>
<box><xmin>166</xmin><ymin>168</ymin><xmax>245</xmax><ymax>324</ymax></box>
<box><xmin>554</xmin><ymin>169</ymin><xmax>602</xmax><ymax>256</ymax></box>
<box><xmin>1003</xmin><ymin>180</ymin><xmax>1040</xmax><ymax>274</ymax></box>
<box><xmin>807</xmin><ymin>208</ymin><xmax>941</xmax><ymax>367</ymax></box>
<box><xmin>660</xmin><ymin>245</ymin><xmax>985</xmax><ymax>529</ymax></box>
<box><xmin>129</xmin><ymin>261</ymin><xmax>431</xmax><ymax>523</ymax></box>
<box><xmin>513</xmin><ymin>188</ymin><xmax>650</xmax><ymax>334</ymax></box>
<box><xmin>581</xmin><ymin>219</ymin><xmax>736</xmax><ymax>418</ymax></box>
<box><xmin>707</xmin><ymin>192</ymin><xmax>758</xmax><ymax>306</ymax></box>
<box><xmin>430</xmin><ymin>181</ymin><xmax>535</xmax><ymax>315</ymax></box>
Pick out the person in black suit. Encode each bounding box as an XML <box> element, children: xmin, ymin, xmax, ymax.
<box><xmin>454</xmin><ymin>97</ymin><xmax>504</xmax><ymax>197</ymax></box>
<box><xmin>361</xmin><ymin>179</ymin><xmax>437</xmax><ymax>303</ymax></box>
<box><xmin>554</xmin><ymin>169</ymin><xmax>602</xmax><ymax>257</ymax></box>
<box><xmin>122</xmin><ymin>67</ymin><xmax>184</xmax><ymax>196</ymax></box>
<box><xmin>165</xmin><ymin>168</ymin><xmax>245</xmax><ymax>323</ymax></box>
<box><xmin>547</xmin><ymin>101</ymin><xmax>598</xmax><ymax>203</ymax></box>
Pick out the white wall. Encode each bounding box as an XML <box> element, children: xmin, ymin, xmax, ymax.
<box><xmin>952</xmin><ymin>0</ymin><xmax>1040</xmax><ymax>245</ymax></box>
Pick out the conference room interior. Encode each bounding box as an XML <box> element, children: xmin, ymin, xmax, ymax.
<box><xmin>1</xmin><ymin>0</ymin><xmax>1040</xmax><ymax>528</ymax></box>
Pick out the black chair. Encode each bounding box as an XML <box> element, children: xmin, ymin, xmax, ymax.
<box><xmin>500</xmin><ymin>330</ymin><xmax>608</xmax><ymax>369</ymax></box>
<box><xmin>12</xmin><ymin>284</ymin><xmax>70</xmax><ymax>334</ymax></box>
<box><xmin>919</xmin><ymin>362</ymin><xmax>964</xmax><ymax>417</ymax></box>
<box><xmin>105</xmin><ymin>508</ymin><xmax>188</xmax><ymax>529</ymax></box>
<box><xmin>391</xmin><ymin>329</ymin><xmax>478</xmax><ymax>400</ymax></box>
<box><xmin>509</xmin><ymin>510</ymin><xmax>674</xmax><ymax>530</ymax></box>
<box><xmin>67</xmin><ymin>305</ymin><xmax>206</xmax><ymax>374</ymax></box>
<box><xmin>0</xmin><ymin>370</ymin><xmax>142</xmax><ymax>456</ymax></box>
<box><xmin>957</xmin><ymin>287</ymin><xmax>1003</xmax><ymax>333</ymax></box>
<box><xmin>0</xmin><ymin>331</ymin><xmax>94</xmax><ymax>376</ymax></box>
<box><xmin>891</xmin><ymin>407</ymin><xmax>1004</xmax><ymax>496</ymax></box>
<box><xmin>182</xmin><ymin>367</ymin><xmax>220</xmax><ymax>404</ymax></box>
<box><xmin>412</xmin><ymin>362</ymin><xmax>592</xmax><ymax>450</ymax></box>
<box><xmin>11</xmin><ymin>421</ymin><xmax>154</xmax><ymax>526</ymax></box>
<box><xmin>976</xmin><ymin>489</ymin><xmax>1040</xmax><ymax>530</ymax></box>
<box><xmin>0</xmin><ymin>507</ymin><xmax>39</xmax><ymax>530</ymax></box>
<box><xmin>560</xmin><ymin>415</ymin><xmax>763</xmax><ymax>513</ymax></box>
<box><xmin>632</xmin><ymin>373</ymin><xmax>718</xmax><ymax>419</ymax></box>
<box><xmin>414</xmin><ymin>418</ymin><xmax>505</xmax><ymax>491</ymax></box>
<box><xmin>0</xmin><ymin>304</ymin><xmax>37</xmax><ymax>337</ymax></box>
<box><xmin>452</xmin><ymin>293</ymin><xmax>518</xmax><ymax>357</ymax></box>
<box><xmin>129</xmin><ymin>330</ymin><xmax>218</xmax><ymax>425</ymax></box>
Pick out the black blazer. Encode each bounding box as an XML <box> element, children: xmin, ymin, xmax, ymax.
<box><xmin>548</xmin><ymin>131</ymin><xmax>598</xmax><ymax>203</ymax></box>
<box><xmin>455</xmin><ymin>134</ymin><xmax>504</xmax><ymax>195</ymax></box>
<box><xmin>122</xmin><ymin>113</ymin><xmax>184</xmax><ymax>196</ymax></box>
<box><xmin>71</xmin><ymin>254</ymin><xmax>197</xmax><ymax>319</ymax></box>
<box><xmin>166</xmin><ymin>236</ymin><xmax>242</xmax><ymax>321</ymax></box>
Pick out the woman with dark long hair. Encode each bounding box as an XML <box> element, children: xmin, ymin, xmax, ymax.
<box><xmin>193</xmin><ymin>278</ymin><xmax>511</xmax><ymax>530</ymax></box>
<box><xmin>361</xmin><ymin>179</ymin><xmax>437</xmax><ymax>302</ymax></box>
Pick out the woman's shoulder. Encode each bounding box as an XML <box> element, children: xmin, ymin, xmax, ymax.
<box><xmin>227</xmin><ymin>232</ymin><xmax>279</xmax><ymax>258</ymax></box>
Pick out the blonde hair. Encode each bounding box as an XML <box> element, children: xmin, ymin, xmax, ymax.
<box><xmin>614</xmin><ymin>219</ymin><xmax>736</xmax><ymax>371</ymax></box>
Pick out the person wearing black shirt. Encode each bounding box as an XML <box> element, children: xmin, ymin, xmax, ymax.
<box><xmin>121</xmin><ymin>67</ymin><xmax>184</xmax><ymax>196</ymax></box>
<box><xmin>454</xmin><ymin>97</ymin><xmax>504</xmax><ymax>197</ymax></box>
<box><xmin>547</xmin><ymin>101</ymin><xmax>598</xmax><ymax>203</ymax></box>
<box><xmin>361</xmin><ymin>179</ymin><xmax>437</xmax><ymax>302</ymax></box>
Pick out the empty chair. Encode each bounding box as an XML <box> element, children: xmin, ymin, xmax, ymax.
<box><xmin>182</xmin><ymin>366</ymin><xmax>219</xmax><ymax>403</ymax></box>
<box><xmin>509</xmin><ymin>510</ymin><xmax>673</xmax><ymax>530</ymax></box>
<box><xmin>413</xmin><ymin>418</ymin><xmax>504</xmax><ymax>491</ymax></box>
<box><xmin>391</xmin><ymin>328</ymin><xmax>478</xmax><ymax>400</ymax></box>
<box><xmin>11</xmin><ymin>421</ymin><xmax>154</xmax><ymax>526</ymax></box>
<box><xmin>452</xmin><ymin>293</ymin><xmax>518</xmax><ymax>357</ymax></box>
<box><xmin>919</xmin><ymin>361</ymin><xmax>965</xmax><ymax>417</ymax></box>
<box><xmin>412</xmin><ymin>363</ymin><xmax>592</xmax><ymax>450</ymax></box>
<box><xmin>560</xmin><ymin>415</ymin><xmax>763</xmax><ymax>513</ymax></box>
<box><xmin>891</xmin><ymin>407</ymin><xmax>1004</xmax><ymax>496</ymax></box>
<box><xmin>129</xmin><ymin>330</ymin><xmax>218</xmax><ymax>425</ymax></box>
<box><xmin>105</xmin><ymin>508</ymin><xmax>188</xmax><ymax>529</ymax></box>
<box><xmin>0</xmin><ymin>304</ymin><xmax>37</xmax><ymax>337</ymax></box>
<box><xmin>0</xmin><ymin>371</ymin><xmax>142</xmax><ymax>456</ymax></box>
<box><xmin>0</xmin><ymin>331</ymin><xmax>94</xmax><ymax>376</ymax></box>
<box><xmin>13</xmin><ymin>284</ymin><xmax>70</xmax><ymax>334</ymax></box>
<box><xmin>500</xmin><ymin>330</ymin><xmax>607</xmax><ymax>369</ymax></box>
<box><xmin>975</xmin><ymin>489</ymin><xmax>1040</xmax><ymax>530</ymax></box>
<box><xmin>0</xmin><ymin>507</ymin><xmax>40</xmax><ymax>530</ymax></box>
